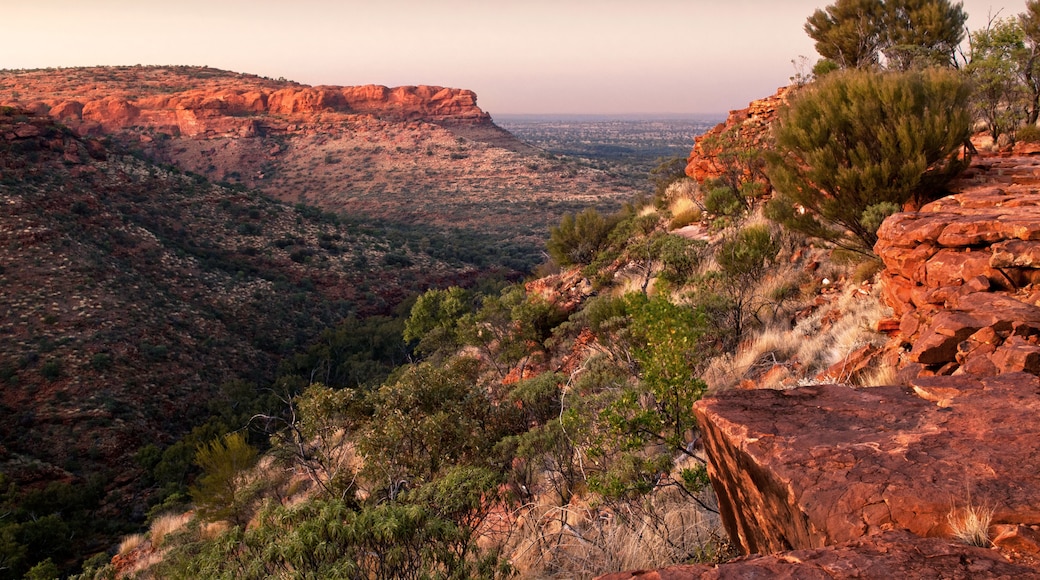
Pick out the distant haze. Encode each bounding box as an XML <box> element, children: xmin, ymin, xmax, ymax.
<box><xmin>0</xmin><ymin>0</ymin><xmax>1028</xmax><ymax>115</ymax></box>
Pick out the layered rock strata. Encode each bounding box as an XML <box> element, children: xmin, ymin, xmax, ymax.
<box><xmin>875</xmin><ymin>153</ymin><xmax>1040</xmax><ymax>378</ymax></box>
<box><xmin>684</xmin><ymin>87</ymin><xmax>788</xmax><ymax>185</ymax></box>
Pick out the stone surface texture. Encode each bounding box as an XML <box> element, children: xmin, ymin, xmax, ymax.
<box><xmin>594</xmin><ymin>531</ymin><xmax>1040</xmax><ymax>579</ymax></box>
<box><xmin>693</xmin><ymin>374</ymin><xmax>1040</xmax><ymax>556</ymax></box>
<box><xmin>876</xmin><ymin>151</ymin><xmax>1040</xmax><ymax>378</ymax></box>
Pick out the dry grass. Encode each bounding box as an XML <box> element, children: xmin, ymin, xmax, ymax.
<box><xmin>702</xmin><ymin>326</ymin><xmax>798</xmax><ymax>391</ymax></box>
<box><xmin>669</xmin><ymin>196</ymin><xmax>702</xmax><ymax>230</ymax></box>
<box><xmin>149</xmin><ymin>511</ymin><xmax>192</xmax><ymax>547</ymax></box>
<box><xmin>506</xmin><ymin>486</ymin><xmax>722</xmax><ymax>579</ymax></box>
<box><xmin>792</xmin><ymin>284</ymin><xmax>891</xmax><ymax>376</ymax></box>
<box><xmin>857</xmin><ymin>363</ymin><xmax>899</xmax><ymax>387</ymax></box>
<box><xmin>948</xmin><ymin>503</ymin><xmax>993</xmax><ymax>547</ymax></box>
<box><xmin>117</xmin><ymin>533</ymin><xmax>145</xmax><ymax>556</ymax></box>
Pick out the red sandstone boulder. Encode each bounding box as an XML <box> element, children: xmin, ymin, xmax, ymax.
<box><xmin>693</xmin><ymin>374</ymin><xmax>1040</xmax><ymax>556</ymax></box>
<box><xmin>595</xmin><ymin>531</ymin><xmax>1038</xmax><ymax>579</ymax></box>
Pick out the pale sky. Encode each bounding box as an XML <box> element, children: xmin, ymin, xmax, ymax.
<box><xmin>0</xmin><ymin>0</ymin><xmax>1028</xmax><ymax>115</ymax></box>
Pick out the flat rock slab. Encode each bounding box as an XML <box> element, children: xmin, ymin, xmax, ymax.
<box><xmin>595</xmin><ymin>530</ymin><xmax>1038</xmax><ymax>579</ymax></box>
<box><xmin>693</xmin><ymin>373</ymin><xmax>1040</xmax><ymax>556</ymax></box>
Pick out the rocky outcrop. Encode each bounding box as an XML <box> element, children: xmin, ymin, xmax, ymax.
<box><xmin>33</xmin><ymin>84</ymin><xmax>489</xmax><ymax>138</ymax></box>
<box><xmin>693</xmin><ymin>374</ymin><xmax>1040</xmax><ymax>557</ymax></box>
<box><xmin>875</xmin><ymin>153</ymin><xmax>1040</xmax><ymax>378</ymax></box>
<box><xmin>684</xmin><ymin>86</ymin><xmax>788</xmax><ymax>184</ymax></box>
<box><xmin>0</xmin><ymin>67</ymin><xmax>491</xmax><ymax>140</ymax></box>
<box><xmin>595</xmin><ymin>531</ymin><xmax>1039</xmax><ymax>579</ymax></box>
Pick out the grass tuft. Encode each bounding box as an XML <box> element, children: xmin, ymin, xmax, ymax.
<box><xmin>948</xmin><ymin>503</ymin><xmax>993</xmax><ymax>547</ymax></box>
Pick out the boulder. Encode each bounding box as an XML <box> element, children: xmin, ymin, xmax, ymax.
<box><xmin>693</xmin><ymin>374</ymin><xmax>1040</xmax><ymax>556</ymax></box>
<box><xmin>594</xmin><ymin>531</ymin><xmax>1038</xmax><ymax>579</ymax></box>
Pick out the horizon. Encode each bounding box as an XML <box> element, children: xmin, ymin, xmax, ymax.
<box><xmin>0</xmin><ymin>1</ymin><xmax>1029</xmax><ymax>116</ymax></box>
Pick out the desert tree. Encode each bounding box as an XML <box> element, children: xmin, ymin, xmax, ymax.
<box><xmin>1021</xmin><ymin>1</ymin><xmax>1040</xmax><ymax>123</ymax></box>
<box><xmin>765</xmin><ymin>68</ymin><xmax>971</xmax><ymax>254</ymax></box>
<box><xmin>966</xmin><ymin>16</ymin><xmax>1029</xmax><ymax>141</ymax></box>
<box><xmin>805</xmin><ymin>0</ymin><xmax>967</xmax><ymax>70</ymax></box>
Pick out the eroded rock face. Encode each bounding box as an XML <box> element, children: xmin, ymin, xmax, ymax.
<box><xmin>692</xmin><ymin>374</ymin><xmax>1040</xmax><ymax>556</ymax></box>
<box><xmin>594</xmin><ymin>531</ymin><xmax>1038</xmax><ymax>579</ymax></box>
<box><xmin>875</xmin><ymin>154</ymin><xmax>1040</xmax><ymax>378</ymax></box>
<box><xmin>684</xmin><ymin>86</ymin><xmax>788</xmax><ymax>185</ymax></box>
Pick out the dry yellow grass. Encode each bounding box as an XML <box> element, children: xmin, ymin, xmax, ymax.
<box><xmin>668</xmin><ymin>196</ymin><xmax>702</xmax><ymax>230</ymax></box>
<box><xmin>149</xmin><ymin>511</ymin><xmax>192</xmax><ymax>548</ymax></box>
<box><xmin>505</xmin><ymin>482</ymin><xmax>721</xmax><ymax>579</ymax></box>
<box><xmin>948</xmin><ymin>503</ymin><xmax>993</xmax><ymax>547</ymax></box>
<box><xmin>117</xmin><ymin>533</ymin><xmax>145</xmax><ymax>556</ymax></box>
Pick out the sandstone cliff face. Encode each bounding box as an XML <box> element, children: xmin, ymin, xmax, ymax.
<box><xmin>684</xmin><ymin>86</ymin><xmax>788</xmax><ymax>185</ymax></box>
<box><xmin>0</xmin><ymin>66</ymin><xmax>636</xmax><ymax>247</ymax></box>
<box><xmin>1</xmin><ymin>67</ymin><xmax>490</xmax><ymax>139</ymax></box>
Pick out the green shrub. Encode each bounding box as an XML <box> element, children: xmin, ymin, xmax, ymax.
<box><xmin>547</xmin><ymin>208</ymin><xmax>616</xmax><ymax>266</ymax></box>
<box><xmin>1016</xmin><ymin>124</ymin><xmax>1040</xmax><ymax>143</ymax></box>
<box><xmin>703</xmin><ymin>185</ymin><xmax>744</xmax><ymax>217</ymax></box>
<box><xmin>766</xmin><ymin>68</ymin><xmax>970</xmax><ymax>253</ymax></box>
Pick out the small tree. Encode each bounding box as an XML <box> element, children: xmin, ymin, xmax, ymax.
<box><xmin>1022</xmin><ymin>1</ymin><xmax>1040</xmax><ymax>123</ymax></box>
<box><xmin>805</xmin><ymin>0</ymin><xmax>967</xmax><ymax>70</ymax></box>
<box><xmin>546</xmin><ymin>208</ymin><xmax>615</xmax><ymax>266</ymax></box>
<box><xmin>967</xmin><ymin>17</ymin><xmax>1028</xmax><ymax>141</ymax></box>
<box><xmin>765</xmin><ymin>68</ymin><xmax>970</xmax><ymax>253</ymax></box>
<box><xmin>190</xmin><ymin>432</ymin><xmax>259</xmax><ymax>525</ymax></box>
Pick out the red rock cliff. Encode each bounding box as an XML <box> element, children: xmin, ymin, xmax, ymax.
<box><xmin>0</xmin><ymin>66</ymin><xmax>491</xmax><ymax>138</ymax></box>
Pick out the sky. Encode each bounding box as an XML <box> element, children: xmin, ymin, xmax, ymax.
<box><xmin>0</xmin><ymin>0</ymin><xmax>1030</xmax><ymax>116</ymax></box>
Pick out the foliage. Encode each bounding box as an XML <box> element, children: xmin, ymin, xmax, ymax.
<box><xmin>547</xmin><ymin>208</ymin><xmax>618</xmax><ymax>266</ymax></box>
<box><xmin>189</xmin><ymin>432</ymin><xmax>259</xmax><ymax>526</ymax></box>
<box><xmin>267</xmin><ymin>383</ymin><xmax>363</xmax><ymax>500</ymax></box>
<box><xmin>765</xmin><ymin>68</ymin><xmax>970</xmax><ymax>253</ymax></box>
<box><xmin>707</xmin><ymin>225</ymin><xmax>782</xmax><ymax>347</ymax></box>
<box><xmin>697</xmin><ymin>124</ymin><xmax>769</xmax><ymax>217</ymax></box>
<box><xmin>967</xmin><ymin>17</ymin><xmax>1029</xmax><ymax>141</ymax></box>
<box><xmin>359</xmin><ymin>358</ymin><xmax>505</xmax><ymax>491</ymax></box>
<box><xmin>280</xmin><ymin>314</ymin><xmax>408</xmax><ymax>389</ymax></box>
<box><xmin>403</xmin><ymin>286</ymin><xmax>472</xmax><ymax>358</ymax></box>
<box><xmin>0</xmin><ymin>475</ymin><xmax>112</xmax><ymax>580</ymax></box>
<box><xmin>805</xmin><ymin>0</ymin><xmax>967</xmax><ymax>70</ymax></box>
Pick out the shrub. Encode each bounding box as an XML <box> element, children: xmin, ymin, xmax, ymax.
<box><xmin>703</xmin><ymin>185</ymin><xmax>744</xmax><ymax>217</ymax></box>
<box><xmin>547</xmin><ymin>208</ymin><xmax>616</xmax><ymax>266</ymax></box>
<box><xmin>668</xmin><ymin>197</ymin><xmax>702</xmax><ymax>229</ymax></box>
<box><xmin>40</xmin><ymin>359</ymin><xmax>61</xmax><ymax>381</ymax></box>
<box><xmin>766</xmin><ymin>68</ymin><xmax>970</xmax><ymax>253</ymax></box>
<box><xmin>1016</xmin><ymin>124</ymin><xmax>1040</xmax><ymax>143</ymax></box>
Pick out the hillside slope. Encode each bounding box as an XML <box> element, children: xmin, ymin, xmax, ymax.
<box><xmin>0</xmin><ymin>107</ymin><xmax>493</xmax><ymax>521</ymax></box>
<box><xmin>0</xmin><ymin>66</ymin><xmax>638</xmax><ymax>248</ymax></box>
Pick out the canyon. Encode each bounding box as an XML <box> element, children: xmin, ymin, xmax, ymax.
<box><xmin>0</xmin><ymin>66</ymin><xmax>637</xmax><ymax>250</ymax></box>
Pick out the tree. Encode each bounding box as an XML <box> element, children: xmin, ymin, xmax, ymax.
<box><xmin>765</xmin><ymin>68</ymin><xmax>971</xmax><ymax>253</ymax></box>
<box><xmin>403</xmin><ymin>286</ymin><xmax>472</xmax><ymax>358</ymax></box>
<box><xmin>711</xmin><ymin>225</ymin><xmax>781</xmax><ymax>347</ymax></box>
<box><xmin>1022</xmin><ymin>1</ymin><xmax>1040</xmax><ymax>124</ymax></box>
<box><xmin>805</xmin><ymin>0</ymin><xmax>967</xmax><ymax>70</ymax></box>
<box><xmin>966</xmin><ymin>17</ymin><xmax>1028</xmax><ymax>141</ymax></box>
<box><xmin>805</xmin><ymin>0</ymin><xmax>885</xmax><ymax>69</ymax></box>
<box><xmin>882</xmin><ymin>0</ymin><xmax>968</xmax><ymax>69</ymax></box>
<box><xmin>546</xmin><ymin>208</ymin><xmax>616</xmax><ymax>266</ymax></box>
<box><xmin>189</xmin><ymin>432</ymin><xmax>259</xmax><ymax>525</ymax></box>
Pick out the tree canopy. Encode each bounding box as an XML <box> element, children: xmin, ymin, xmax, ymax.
<box><xmin>806</xmin><ymin>0</ymin><xmax>967</xmax><ymax>70</ymax></box>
